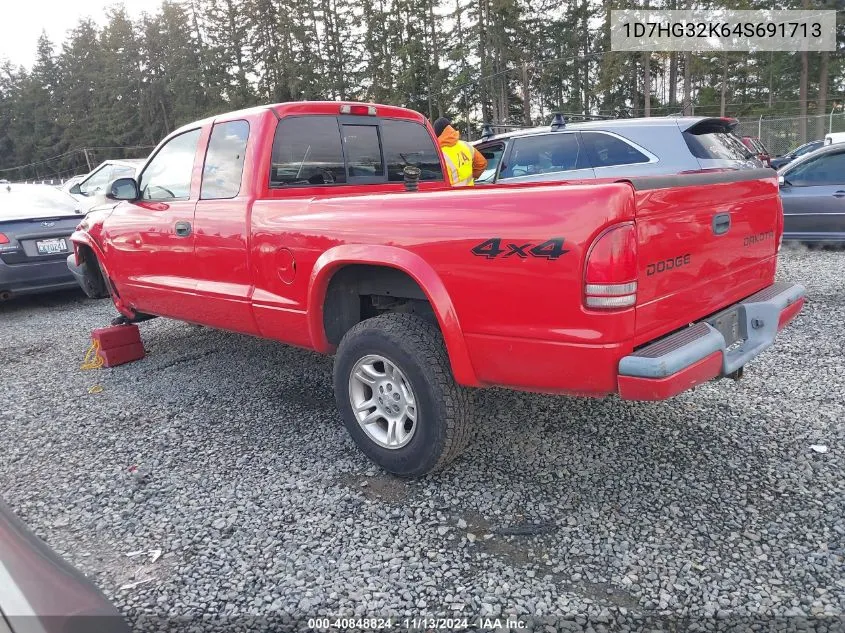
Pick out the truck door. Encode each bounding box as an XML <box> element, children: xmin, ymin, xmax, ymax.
<box><xmin>101</xmin><ymin>127</ymin><xmax>206</xmax><ymax>319</ymax></box>
<box><xmin>190</xmin><ymin>118</ymin><xmax>256</xmax><ymax>333</ymax></box>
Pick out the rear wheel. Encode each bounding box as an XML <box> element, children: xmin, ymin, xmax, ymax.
<box><xmin>333</xmin><ymin>313</ymin><xmax>473</xmax><ymax>477</ymax></box>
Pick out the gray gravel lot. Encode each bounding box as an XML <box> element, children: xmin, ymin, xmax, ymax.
<box><xmin>1</xmin><ymin>247</ymin><xmax>843</xmax><ymax>632</ymax></box>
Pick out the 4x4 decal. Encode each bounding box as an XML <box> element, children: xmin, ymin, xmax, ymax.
<box><xmin>471</xmin><ymin>237</ymin><xmax>569</xmax><ymax>260</ymax></box>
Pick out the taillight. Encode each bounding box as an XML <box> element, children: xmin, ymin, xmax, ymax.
<box><xmin>0</xmin><ymin>233</ymin><xmax>8</xmax><ymax>244</ymax></box>
<box><xmin>584</xmin><ymin>223</ymin><xmax>638</xmax><ymax>309</ymax></box>
<box><xmin>340</xmin><ymin>104</ymin><xmax>377</xmax><ymax>116</ymax></box>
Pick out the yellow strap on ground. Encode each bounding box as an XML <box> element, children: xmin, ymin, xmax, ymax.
<box><xmin>81</xmin><ymin>339</ymin><xmax>104</xmax><ymax>370</ymax></box>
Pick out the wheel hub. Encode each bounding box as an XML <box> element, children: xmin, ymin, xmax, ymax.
<box><xmin>348</xmin><ymin>354</ymin><xmax>418</xmax><ymax>449</ymax></box>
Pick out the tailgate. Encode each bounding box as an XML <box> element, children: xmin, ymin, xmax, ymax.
<box><xmin>628</xmin><ymin>168</ymin><xmax>781</xmax><ymax>344</ymax></box>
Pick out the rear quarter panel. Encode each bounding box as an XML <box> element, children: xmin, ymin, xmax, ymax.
<box><xmin>250</xmin><ymin>182</ymin><xmax>639</xmax><ymax>352</ymax></box>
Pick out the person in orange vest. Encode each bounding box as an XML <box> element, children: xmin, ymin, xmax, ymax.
<box><xmin>433</xmin><ymin>117</ymin><xmax>488</xmax><ymax>187</ymax></box>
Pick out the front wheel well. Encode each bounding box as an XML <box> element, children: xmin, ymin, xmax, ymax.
<box><xmin>322</xmin><ymin>265</ymin><xmax>437</xmax><ymax>346</ymax></box>
<box><xmin>75</xmin><ymin>243</ymin><xmax>110</xmax><ymax>299</ymax></box>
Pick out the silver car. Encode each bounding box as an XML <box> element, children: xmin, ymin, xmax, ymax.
<box><xmin>473</xmin><ymin>115</ymin><xmax>763</xmax><ymax>185</ymax></box>
<box><xmin>778</xmin><ymin>142</ymin><xmax>845</xmax><ymax>244</ymax></box>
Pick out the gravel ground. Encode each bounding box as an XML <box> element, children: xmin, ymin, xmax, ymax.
<box><xmin>1</xmin><ymin>247</ymin><xmax>843</xmax><ymax>632</ymax></box>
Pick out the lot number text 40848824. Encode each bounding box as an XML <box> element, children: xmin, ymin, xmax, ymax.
<box><xmin>306</xmin><ymin>616</ymin><xmax>527</xmax><ymax>630</ymax></box>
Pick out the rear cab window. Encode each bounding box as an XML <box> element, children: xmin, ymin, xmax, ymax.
<box><xmin>270</xmin><ymin>117</ymin><xmax>346</xmax><ymax>186</ymax></box>
<box><xmin>381</xmin><ymin>119</ymin><xmax>443</xmax><ymax>182</ymax></box>
<box><xmin>270</xmin><ymin>116</ymin><xmax>444</xmax><ymax>188</ymax></box>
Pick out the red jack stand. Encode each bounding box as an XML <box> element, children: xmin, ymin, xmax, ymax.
<box><xmin>90</xmin><ymin>324</ymin><xmax>146</xmax><ymax>367</ymax></box>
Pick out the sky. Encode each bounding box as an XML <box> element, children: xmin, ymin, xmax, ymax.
<box><xmin>0</xmin><ymin>0</ymin><xmax>163</xmax><ymax>69</ymax></box>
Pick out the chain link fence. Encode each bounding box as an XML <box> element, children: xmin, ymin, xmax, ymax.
<box><xmin>735</xmin><ymin>112</ymin><xmax>845</xmax><ymax>157</ymax></box>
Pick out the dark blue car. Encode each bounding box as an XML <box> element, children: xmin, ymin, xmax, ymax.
<box><xmin>0</xmin><ymin>184</ymin><xmax>84</xmax><ymax>300</ymax></box>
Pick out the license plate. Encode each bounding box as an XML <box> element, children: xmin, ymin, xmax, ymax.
<box><xmin>36</xmin><ymin>238</ymin><xmax>68</xmax><ymax>255</ymax></box>
<box><xmin>707</xmin><ymin>306</ymin><xmax>742</xmax><ymax>347</ymax></box>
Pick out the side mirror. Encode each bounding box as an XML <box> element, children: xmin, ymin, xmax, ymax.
<box><xmin>69</xmin><ymin>183</ymin><xmax>81</xmax><ymax>195</ymax></box>
<box><xmin>107</xmin><ymin>177</ymin><xmax>140</xmax><ymax>201</ymax></box>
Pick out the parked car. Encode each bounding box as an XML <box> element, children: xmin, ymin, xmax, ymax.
<box><xmin>823</xmin><ymin>132</ymin><xmax>845</xmax><ymax>146</ymax></box>
<box><xmin>770</xmin><ymin>139</ymin><xmax>824</xmax><ymax>170</ymax></box>
<box><xmin>67</xmin><ymin>159</ymin><xmax>146</xmax><ymax>214</ymax></box>
<box><xmin>0</xmin><ymin>184</ymin><xmax>85</xmax><ymax>300</ymax></box>
<box><xmin>60</xmin><ymin>174</ymin><xmax>86</xmax><ymax>195</ymax></box>
<box><xmin>472</xmin><ymin>115</ymin><xmax>761</xmax><ymax>185</ymax></box>
<box><xmin>0</xmin><ymin>500</ymin><xmax>130</xmax><ymax>633</ymax></box>
<box><xmin>778</xmin><ymin>141</ymin><xmax>845</xmax><ymax>244</ymax></box>
<box><xmin>741</xmin><ymin>136</ymin><xmax>772</xmax><ymax>166</ymax></box>
<box><xmin>70</xmin><ymin>101</ymin><xmax>803</xmax><ymax>477</ymax></box>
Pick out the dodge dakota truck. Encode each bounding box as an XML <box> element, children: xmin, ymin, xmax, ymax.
<box><xmin>68</xmin><ymin>101</ymin><xmax>805</xmax><ymax>477</ymax></box>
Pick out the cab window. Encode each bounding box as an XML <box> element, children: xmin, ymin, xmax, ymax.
<box><xmin>139</xmin><ymin>129</ymin><xmax>201</xmax><ymax>201</ymax></box>
<box><xmin>342</xmin><ymin>124</ymin><xmax>384</xmax><ymax>179</ymax></box>
<box><xmin>201</xmin><ymin>120</ymin><xmax>250</xmax><ymax>199</ymax></box>
<box><xmin>270</xmin><ymin>116</ymin><xmax>442</xmax><ymax>187</ymax></box>
<box><xmin>381</xmin><ymin>120</ymin><xmax>443</xmax><ymax>182</ymax></box>
<box><xmin>270</xmin><ymin>116</ymin><xmax>346</xmax><ymax>186</ymax></box>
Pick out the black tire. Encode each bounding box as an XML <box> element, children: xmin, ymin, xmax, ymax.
<box><xmin>333</xmin><ymin>313</ymin><xmax>474</xmax><ymax>477</ymax></box>
<box><xmin>78</xmin><ymin>257</ymin><xmax>109</xmax><ymax>299</ymax></box>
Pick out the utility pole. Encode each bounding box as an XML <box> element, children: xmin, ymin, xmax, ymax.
<box><xmin>82</xmin><ymin>148</ymin><xmax>93</xmax><ymax>172</ymax></box>
<box><xmin>522</xmin><ymin>61</ymin><xmax>531</xmax><ymax>126</ymax></box>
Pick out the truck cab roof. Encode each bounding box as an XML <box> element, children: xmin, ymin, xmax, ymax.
<box><xmin>171</xmin><ymin>102</ymin><xmax>429</xmax><ymax>137</ymax></box>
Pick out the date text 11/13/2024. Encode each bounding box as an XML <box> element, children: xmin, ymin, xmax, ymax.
<box><xmin>307</xmin><ymin>616</ymin><xmax>527</xmax><ymax>630</ymax></box>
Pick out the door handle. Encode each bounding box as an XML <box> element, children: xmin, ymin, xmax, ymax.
<box><xmin>712</xmin><ymin>213</ymin><xmax>731</xmax><ymax>235</ymax></box>
<box><xmin>174</xmin><ymin>221</ymin><xmax>192</xmax><ymax>237</ymax></box>
<box><xmin>833</xmin><ymin>191</ymin><xmax>845</xmax><ymax>198</ymax></box>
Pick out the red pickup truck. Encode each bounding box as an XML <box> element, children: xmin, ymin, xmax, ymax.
<box><xmin>68</xmin><ymin>101</ymin><xmax>805</xmax><ymax>477</ymax></box>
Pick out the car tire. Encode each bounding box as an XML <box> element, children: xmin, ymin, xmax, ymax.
<box><xmin>333</xmin><ymin>313</ymin><xmax>474</xmax><ymax>477</ymax></box>
<box><xmin>78</xmin><ymin>256</ymin><xmax>109</xmax><ymax>299</ymax></box>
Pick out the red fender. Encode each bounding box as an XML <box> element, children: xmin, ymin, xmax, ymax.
<box><xmin>307</xmin><ymin>244</ymin><xmax>480</xmax><ymax>387</ymax></box>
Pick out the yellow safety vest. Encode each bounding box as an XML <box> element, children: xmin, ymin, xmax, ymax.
<box><xmin>441</xmin><ymin>141</ymin><xmax>475</xmax><ymax>187</ymax></box>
